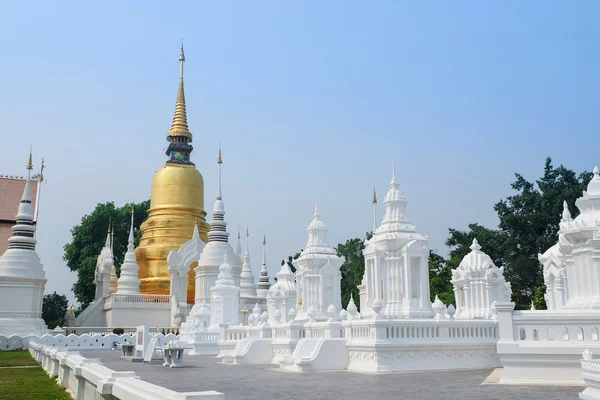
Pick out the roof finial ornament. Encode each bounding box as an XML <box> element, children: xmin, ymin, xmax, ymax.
<box><xmin>216</xmin><ymin>143</ymin><xmax>223</xmax><ymax>200</ymax></box>
<box><xmin>372</xmin><ymin>184</ymin><xmax>378</xmax><ymax>233</ymax></box>
<box><xmin>26</xmin><ymin>147</ymin><xmax>33</xmax><ymax>171</ymax></box>
<box><xmin>245</xmin><ymin>221</ymin><xmax>250</xmax><ymax>256</ymax></box>
<box><xmin>372</xmin><ymin>185</ymin><xmax>377</xmax><ymax>204</ymax></box>
<box><xmin>166</xmin><ymin>43</ymin><xmax>192</xmax><ymax>145</ymax></box>
<box><xmin>390</xmin><ymin>161</ymin><xmax>398</xmax><ymax>186</ymax></box>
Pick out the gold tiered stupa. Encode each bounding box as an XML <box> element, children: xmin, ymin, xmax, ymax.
<box><xmin>135</xmin><ymin>45</ymin><xmax>210</xmax><ymax>303</ymax></box>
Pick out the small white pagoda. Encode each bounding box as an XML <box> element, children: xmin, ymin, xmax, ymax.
<box><xmin>0</xmin><ymin>152</ymin><xmax>48</xmax><ymax>336</ymax></box>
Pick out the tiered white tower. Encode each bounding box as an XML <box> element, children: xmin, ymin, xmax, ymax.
<box><xmin>538</xmin><ymin>203</ymin><xmax>570</xmax><ymax>311</ymax></box>
<box><xmin>451</xmin><ymin>239</ymin><xmax>511</xmax><ymax>319</ymax></box>
<box><xmin>195</xmin><ymin>148</ymin><xmax>240</xmax><ymax>304</ymax></box>
<box><xmin>294</xmin><ymin>203</ymin><xmax>344</xmax><ymax>321</ymax></box>
<box><xmin>556</xmin><ymin>166</ymin><xmax>600</xmax><ymax>309</ymax></box>
<box><xmin>94</xmin><ymin>229</ymin><xmax>114</xmax><ymax>300</ymax></box>
<box><xmin>209</xmin><ymin>253</ymin><xmax>240</xmax><ymax>328</ymax></box>
<box><xmin>239</xmin><ymin>227</ymin><xmax>257</xmax><ymax>298</ymax></box>
<box><xmin>0</xmin><ymin>153</ymin><xmax>48</xmax><ymax>335</ymax></box>
<box><xmin>256</xmin><ymin>235</ymin><xmax>271</xmax><ymax>298</ymax></box>
<box><xmin>360</xmin><ymin>164</ymin><xmax>432</xmax><ymax>319</ymax></box>
<box><xmin>266</xmin><ymin>261</ymin><xmax>297</xmax><ymax>324</ymax></box>
<box><xmin>116</xmin><ymin>207</ymin><xmax>141</xmax><ymax>295</ymax></box>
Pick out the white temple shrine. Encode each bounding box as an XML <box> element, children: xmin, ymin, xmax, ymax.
<box><xmin>293</xmin><ymin>203</ymin><xmax>343</xmax><ymax>321</ymax></box>
<box><xmin>451</xmin><ymin>239</ymin><xmax>512</xmax><ymax>319</ymax></box>
<box><xmin>360</xmin><ymin>164</ymin><xmax>432</xmax><ymax>319</ymax></box>
<box><xmin>0</xmin><ymin>153</ymin><xmax>48</xmax><ymax>336</ymax></box>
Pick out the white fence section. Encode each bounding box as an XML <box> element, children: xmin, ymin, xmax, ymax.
<box><xmin>29</xmin><ymin>341</ymin><xmax>224</xmax><ymax>400</ymax></box>
<box><xmin>343</xmin><ymin>318</ymin><xmax>500</xmax><ymax>373</ymax></box>
<box><xmin>581</xmin><ymin>354</ymin><xmax>600</xmax><ymax>400</ymax></box>
<box><xmin>495</xmin><ymin>302</ymin><xmax>600</xmax><ymax>385</ymax></box>
<box><xmin>0</xmin><ymin>332</ymin><xmax>179</xmax><ymax>351</ymax></box>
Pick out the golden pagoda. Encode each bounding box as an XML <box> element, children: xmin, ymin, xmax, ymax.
<box><xmin>135</xmin><ymin>45</ymin><xmax>210</xmax><ymax>303</ymax></box>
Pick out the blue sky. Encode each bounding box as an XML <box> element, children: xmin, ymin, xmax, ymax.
<box><xmin>0</xmin><ymin>1</ymin><xmax>597</xmax><ymax>304</ymax></box>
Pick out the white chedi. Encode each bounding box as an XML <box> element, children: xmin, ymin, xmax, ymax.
<box><xmin>361</xmin><ymin>164</ymin><xmax>432</xmax><ymax>319</ymax></box>
<box><xmin>116</xmin><ymin>209</ymin><xmax>141</xmax><ymax>295</ymax></box>
<box><xmin>451</xmin><ymin>239</ymin><xmax>511</xmax><ymax>319</ymax></box>
<box><xmin>195</xmin><ymin>148</ymin><xmax>241</xmax><ymax>306</ymax></box>
<box><xmin>293</xmin><ymin>203</ymin><xmax>344</xmax><ymax>321</ymax></box>
<box><xmin>239</xmin><ymin>228</ymin><xmax>257</xmax><ymax>298</ymax></box>
<box><xmin>0</xmin><ymin>155</ymin><xmax>47</xmax><ymax>336</ymax></box>
<box><xmin>209</xmin><ymin>253</ymin><xmax>240</xmax><ymax>329</ymax></box>
<box><xmin>267</xmin><ymin>261</ymin><xmax>297</xmax><ymax>324</ymax></box>
<box><xmin>555</xmin><ymin>166</ymin><xmax>600</xmax><ymax>309</ymax></box>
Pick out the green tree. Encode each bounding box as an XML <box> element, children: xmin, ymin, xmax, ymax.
<box><xmin>493</xmin><ymin>158</ymin><xmax>591</xmax><ymax>309</ymax></box>
<box><xmin>336</xmin><ymin>232</ymin><xmax>372</xmax><ymax>311</ymax></box>
<box><xmin>63</xmin><ymin>200</ymin><xmax>150</xmax><ymax>308</ymax></box>
<box><xmin>428</xmin><ymin>250</ymin><xmax>454</xmax><ymax>306</ymax></box>
<box><xmin>42</xmin><ymin>292</ymin><xmax>68</xmax><ymax>329</ymax></box>
<box><xmin>446</xmin><ymin>159</ymin><xmax>591</xmax><ymax>310</ymax></box>
<box><xmin>281</xmin><ymin>251</ymin><xmax>302</xmax><ymax>274</ymax></box>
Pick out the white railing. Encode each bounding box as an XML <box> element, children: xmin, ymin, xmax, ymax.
<box><xmin>511</xmin><ymin>311</ymin><xmax>600</xmax><ymax>343</ymax></box>
<box><xmin>110</xmin><ymin>294</ymin><xmax>171</xmax><ymax>304</ymax></box>
<box><xmin>344</xmin><ymin>319</ymin><xmax>498</xmax><ymax>344</ymax></box>
<box><xmin>239</xmin><ymin>298</ymin><xmax>267</xmax><ymax>306</ymax></box>
<box><xmin>29</xmin><ymin>342</ymin><xmax>224</xmax><ymax>399</ymax></box>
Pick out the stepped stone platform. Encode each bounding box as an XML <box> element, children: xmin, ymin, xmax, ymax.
<box><xmin>81</xmin><ymin>350</ymin><xmax>580</xmax><ymax>400</ymax></box>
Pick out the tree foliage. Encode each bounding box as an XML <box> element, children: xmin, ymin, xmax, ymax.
<box><xmin>42</xmin><ymin>292</ymin><xmax>68</xmax><ymax>329</ymax></box>
<box><xmin>446</xmin><ymin>159</ymin><xmax>591</xmax><ymax>309</ymax></box>
<box><xmin>63</xmin><ymin>200</ymin><xmax>150</xmax><ymax>308</ymax></box>
<box><xmin>281</xmin><ymin>251</ymin><xmax>302</xmax><ymax>274</ymax></box>
<box><xmin>336</xmin><ymin>232</ymin><xmax>372</xmax><ymax>311</ymax></box>
<box><xmin>428</xmin><ymin>250</ymin><xmax>454</xmax><ymax>306</ymax></box>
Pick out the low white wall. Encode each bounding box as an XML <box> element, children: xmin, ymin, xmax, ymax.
<box><xmin>0</xmin><ymin>332</ymin><xmax>179</xmax><ymax>351</ymax></box>
<box><xmin>581</xmin><ymin>356</ymin><xmax>600</xmax><ymax>399</ymax></box>
<box><xmin>496</xmin><ymin>303</ymin><xmax>600</xmax><ymax>385</ymax></box>
<box><xmin>29</xmin><ymin>341</ymin><xmax>224</xmax><ymax>400</ymax></box>
<box><xmin>344</xmin><ymin>318</ymin><xmax>501</xmax><ymax>373</ymax></box>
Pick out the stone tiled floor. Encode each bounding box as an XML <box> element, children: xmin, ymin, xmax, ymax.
<box><xmin>81</xmin><ymin>350</ymin><xmax>581</xmax><ymax>400</ymax></box>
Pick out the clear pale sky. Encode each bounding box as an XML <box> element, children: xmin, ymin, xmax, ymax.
<box><xmin>0</xmin><ymin>2</ymin><xmax>597</xmax><ymax>305</ymax></box>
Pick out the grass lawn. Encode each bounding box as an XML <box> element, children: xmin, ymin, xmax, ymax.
<box><xmin>0</xmin><ymin>350</ymin><xmax>38</xmax><ymax>367</ymax></box>
<box><xmin>0</xmin><ymin>351</ymin><xmax>71</xmax><ymax>400</ymax></box>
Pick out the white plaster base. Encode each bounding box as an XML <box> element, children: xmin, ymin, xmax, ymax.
<box><xmin>346</xmin><ymin>343</ymin><xmax>501</xmax><ymax>373</ymax></box>
<box><xmin>0</xmin><ymin>317</ymin><xmax>48</xmax><ymax>337</ymax></box>
<box><xmin>498</xmin><ymin>342</ymin><xmax>598</xmax><ymax>385</ymax></box>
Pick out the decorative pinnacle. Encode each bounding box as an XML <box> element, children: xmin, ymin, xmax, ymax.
<box><xmin>313</xmin><ymin>201</ymin><xmax>320</xmax><ymax>218</ymax></box>
<box><xmin>238</xmin><ymin>224</ymin><xmax>241</xmax><ymax>240</ymax></box>
<box><xmin>470</xmin><ymin>238</ymin><xmax>481</xmax><ymax>252</ymax></box>
<box><xmin>263</xmin><ymin>234</ymin><xmax>267</xmax><ymax>246</ymax></box>
<box><xmin>107</xmin><ymin>217</ymin><xmax>112</xmax><ymax>233</ymax></box>
<box><xmin>594</xmin><ymin>166</ymin><xmax>599</xmax><ymax>176</ymax></box>
<box><xmin>26</xmin><ymin>147</ymin><xmax>33</xmax><ymax>170</ymax></box>
<box><xmin>562</xmin><ymin>200</ymin><xmax>572</xmax><ymax>221</ymax></box>
<box><xmin>372</xmin><ymin>185</ymin><xmax>377</xmax><ymax>204</ymax></box>
<box><xmin>167</xmin><ymin>44</ymin><xmax>191</xmax><ymax>140</ymax></box>
<box><xmin>216</xmin><ymin>144</ymin><xmax>223</xmax><ymax>199</ymax></box>
<box><xmin>217</xmin><ymin>142</ymin><xmax>223</xmax><ymax>164</ymax></box>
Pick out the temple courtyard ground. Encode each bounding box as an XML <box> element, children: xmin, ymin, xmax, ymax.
<box><xmin>82</xmin><ymin>350</ymin><xmax>581</xmax><ymax>400</ymax></box>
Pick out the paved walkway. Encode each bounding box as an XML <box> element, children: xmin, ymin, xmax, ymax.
<box><xmin>81</xmin><ymin>350</ymin><xmax>581</xmax><ymax>400</ymax></box>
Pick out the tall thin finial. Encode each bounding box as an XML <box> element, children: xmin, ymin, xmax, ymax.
<box><xmin>26</xmin><ymin>147</ymin><xmax>33</xmax><ymax>171</ymax></box>
<box><xmin>107</xmin><ymin>217</ymin><xmax>112</xmax><ymax>233</ymax></box>
<box><xmin>245</xmin><ymin>222</ymin><xmax>250</xmax><ymax>255</ymax></box>
<box><xmin>238</xmin><ymin>224</ymin><xmax>241</xmax><ymax>240</ymax></box>
<box><xmin>263</xmin><ymin>232</ymin><xmax>267</xmax><ymax>246</ymax></box>
<box><xmin>111</xmin><ymin>221</ymin><xmax>115</xmax><ymax>253</ymax></box>
<box><xmin>262</xmin><ymin>231</ymin><xmax>267</xmax><ymax>265</ymax></box>
<box><xmin>167</xmin><ymin>43</ymin><xmax>192</xmax><ymax>141</ymax></box>
<box><xmin>372</xmin><ymin>185</ymin><xmax>378</xmax><ymax>233</ymax></box>
<box><xmin>216</xmin><ymin>143</ymin><xmax>223</xmax><ymax>200</ymax></box>
<box><xmin>390</xmin><ymin>162</ymin><xmax>398</xmax><ymax>187</ymax></box>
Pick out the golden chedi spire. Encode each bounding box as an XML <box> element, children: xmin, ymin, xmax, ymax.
<box><xmin>167</xmin><ymin>44</ymin><xmax>192</xmax><ymax>141</ymax></box>
<box><xmin>135</xmin><ymin>44</ymin><xmax>210</xmax><ymax>302</ymax></box>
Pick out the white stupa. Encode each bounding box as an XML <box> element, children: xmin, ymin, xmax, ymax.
<box><xmin>451</xmin><ymin>239</ymin><xmax>512</xmax><ymax>319</ymax></box>
<box><xmin>557</xmin><ymin>166</ymin><xmax>600</xmax><ymax>309</ymax></box>
<box><xmin>360</xmin><ymin>163</ymin><xmax>433</xmax><ymax>319</ymax></box>
<box><xmin>195</xmin><ymin>147</ymin><xmax>240</xmax><ymax>305</ymax></box>
<box><xmin>0</xmin><ymin>152</ymin><xmax>48</xmax><ymax>335</ymax></box>
<box><xmin>209</xmin><ymin>253</ymin><xmax>240</xmax><ymax>328</ymax></box>
<box><xmin>267</xmin><ymin>261</ymin><xmax>297</xmax><ymax>324</ymax></box>
<box><xmin>116</xmin><ymin>206</ymin><xmax>141</xmax><ymax>294</ymax></box>
<box><xmin>256</xmin><ymin>235</ymin><xmax>271</xmax><ymax>298</ymax></box>
<box><xmin>239</xmin><ymin>226</ymin><xmax>257</xmax><ymax>297</ymax></box>
<box><xmin>294</xmin><ymin>203</ymin><xmax>344</xmax><ymax>321</ymax></box>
